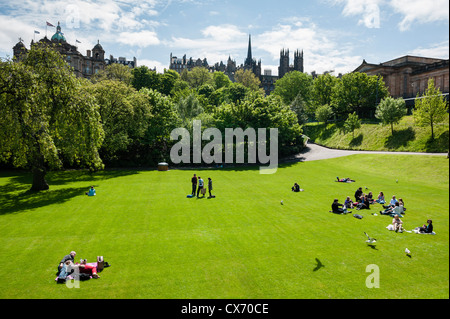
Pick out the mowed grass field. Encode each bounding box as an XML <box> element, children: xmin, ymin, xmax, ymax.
<box><xmin>0</xmin><ymin>154</ymin><xmax>448</xmax><ymax>299</ymax></box>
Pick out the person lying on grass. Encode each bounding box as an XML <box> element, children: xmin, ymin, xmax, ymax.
<box><xmin>336</xmin><ymin>177</ymin><xmax>355</xmax><ymax>182</ymax></box>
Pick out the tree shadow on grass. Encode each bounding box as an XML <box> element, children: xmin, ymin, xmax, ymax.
<box><xmin>384</xmin><ymin>127</ymin><xmax>415</xmax><ymax>150</ymax></box>
<box><xmin>349</xmin><ymin>133</ymin><xmax>363</xmax><ymax>147</ymax></box>
<box><xmin>0</xmin><ymin>186</ymin><xmax>88</xmax><ymax>216</ymax></box>
<box><xmin>424</xmin><ymin>130</ymin><xmax>449</xmax><ymax>153</ymax></box>
<box><xmin>0</xmin><ymin>169</ymin><xmax>139</xmax><ymax>216</ymax></box>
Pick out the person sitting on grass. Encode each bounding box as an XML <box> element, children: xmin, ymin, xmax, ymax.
<box><xmin>331</xmin><ymin>199</ymin><xmax>347</xmax><ymax>214</ymax></box>
<box><xmin>383</xmin><ymin>195</ymin><xmax>398</xmax><ymax>208</ymax></box>
<box><xmin>344</xmin><ymin>196</ymin><xmax>354</xmax><ymax>209</ymax></box>
<box><xmin>381</xmin><ymin>201</ymin><xmax>403</xmax><ymax>217</ymax></box>
<box><xmin>375</xmin><ymin>192</ymin><xmax>385</xmax><ymax>204</ymax></box>
<box><xmin>398</xmin><ymin>198</ymin><xmax>406</xmax><ymax>213</ymax></box>
<box><xmin>291</xmin><ymin>182</ymin><xmax>300</xmax><ymax>192</ymax></box>
<box><xmin>356</xmin><ymin>194</ymin><xmax>370</xmax><ymax>210</ymax></box>
<box><xmin>354</xmin><ymin>187</ymin><xmax>363</xmax><ymax>203</ymax></box>
<box><xmin>418</xmin><ymin>219</ymin><xmax>433</xmax><ymax>234</ymax></box>
<box><xmin>392</xmin><ymin>215</ymin><xmax>404</xmax><ymax>232</ymax></box>
<box><xmin>367</xmin><ymin>192</ymin><xmax>375</xmax><ymax>204</ymax></box>
<box><xmin>85</xmin><ymin>186</ymin><xmax>96</xmax><ymax>196</ymax></box>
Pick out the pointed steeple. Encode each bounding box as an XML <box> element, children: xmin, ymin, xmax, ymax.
<box><xmin>247</xmin><ymin>34</ymin><xmax>252</xmax><ymax>61</ymax></box>
<box><xmin>244</xmin><ymin>34</ymin><xmax>254</xmax><ymax>69</ymax></box>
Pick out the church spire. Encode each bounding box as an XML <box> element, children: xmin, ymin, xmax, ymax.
<box><xmin>247</xmin><ymin>34</ymin><xmax>252</xmax><ymax>61</ymax></box>
<box><xmin>245</xmin><ymin>34</ymin><xmax>253</xmax><ymax>68</ymax></box>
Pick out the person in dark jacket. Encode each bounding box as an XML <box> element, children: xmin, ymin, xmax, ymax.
<box><xmin>291</xmin><ymin>183</ymin><xmax>300</xmax><ymax>192</ymax></box>
<box><xmin>419</xmin><ymin>219</ymin><xmax>433</xmax><ymax>233</ymax></box>
<box><xmin>354</xmin><ymin>187</ymin><xmax>363</xmax><ymax>202</ymax></box>
<box><xmin>191</xmin><ymin>174</ymin><xmax>197</xmax><ymax>196</ymax></box>
<box><xmin>58</xmin><ymin>251</ymin><xmax>76</xmax><ymax>271</ymax></box>
<box><xmin>208</xmin><ymin>177</ymin><xmax>215</xmax><ymax>198</ymax></box>
<box><xmin>331</xmin><ymin>199</ymin><xmax>347</xmax><ymax>214</ymax></box>
<box><xmin>57</xmin><ymin>251</ymin><xmax>77</xmax><ymax>281</ymax></box>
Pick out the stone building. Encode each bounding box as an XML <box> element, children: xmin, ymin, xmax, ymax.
<box><xmin>13</xmin><ymin>22</ymin><xmax>136</xmax><ymax>79</ymax></box>
<box><xmin>278</xmin><ymin>49</ymin><xmax>304</xmax><ymax>79</ymax></box>
<box><xmin>168</xmin><ymin>34</ymin><xmax>305</xmax><ymax>95</ymax></box>
<box><xmin>353</xmin><ymin>55</ymin><xmax>449</xmax><ymax>106</ymax></box>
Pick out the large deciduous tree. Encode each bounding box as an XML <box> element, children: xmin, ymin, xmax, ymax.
<box><xmin>0</xmin><ymin>45</ymin><xmax>104</xmax><ymax>191</ymax></box>
<box><xmin>332</xmin><ymin>72</ymin><xmax>388</xmax><ymax>119</ymax></box>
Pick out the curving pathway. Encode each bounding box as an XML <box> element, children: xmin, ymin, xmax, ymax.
<box><xmin>293</xmin><ymin>142</ymin><xmax>448</xmax><ymax>162</ymax></box>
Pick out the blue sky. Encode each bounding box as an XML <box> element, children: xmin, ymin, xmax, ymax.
<box><xmin>0</xmin><ymin>0</ymin><xmax>448</xmax><ymax>75</ymax></box>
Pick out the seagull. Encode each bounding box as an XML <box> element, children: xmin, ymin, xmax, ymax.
<box><xmin>364</xmin><ymin>232</ymin><xmax>377</xmax><ymax>245</ymax></box>
<box><xmin>405</xmin><ymin>248</ymin><xmax>411</xmax><ymax>258</ymax></box>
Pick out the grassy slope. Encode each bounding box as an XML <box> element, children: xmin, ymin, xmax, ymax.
<box><xmin>302</xmin><ymin>115</ymin><xmax>449</xmax><ymax>153</ymax></box>
<box><xmin>0</xmin><ymin>155</ymin><xmax>448</xmax><ymax>299</ymax></box>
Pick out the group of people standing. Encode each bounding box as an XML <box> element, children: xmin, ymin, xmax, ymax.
<box><xmin>191</xmin><ymin>174</ymin><xmax>214</xmax><ymax>198</ymax></box>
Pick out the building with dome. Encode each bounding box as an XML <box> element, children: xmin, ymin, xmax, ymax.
<box><xmin>13</xmin><ymin>22</ymin><xmax>136</xmax><ymax>79</ymax></box>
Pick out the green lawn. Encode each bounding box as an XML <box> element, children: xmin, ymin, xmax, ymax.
<box><xmin>0</xmin><ymin>154</ymin><xmax>448</xmax><ymax>299</ymax></box>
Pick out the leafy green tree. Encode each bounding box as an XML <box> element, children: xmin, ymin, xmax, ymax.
<box><xmin>289</xmin><ymin>94</ymin><xmax>309</xmax><ymax>125</ymax></box>
<box><xmin>234</xmin><ymin>69</ymin><xmax>261</xmax><ymax>91</ymax></box>
<box><xmin>315</xmin><ymin>104</ymin><xmax>334</xmax><ymax>124</ymax></box>
<box><xmin>213</xmin><ymin>71</ymin><xmax>232</xmax><ymax>89</ymax></box>
<box><xmin>413</xmin><ymin>78</ymin><xmax>448</xmax><ymax>140</ymax></box>
<box><xmin>312</xmin><ymin>73</ymin><xmax>338</xmax><ymax>112</ymax></box>
<box><xmin>131</xmin><ymin>65</ymin><xmax>160</xmax><ymax>91</ymax></box>
<box><xmin>332</xmin><ymin>72</ymin><xmax>388</xmax><ymax>119</ymax></box>
<box><xmin>87</xmin><ymin>80</ymin><xmax>141</xmax><ymax>162</ymax></box>
<box><xmin>375</xmin><ymin>96</ymin><xmax>407</xmax><ymax>135</ymax></box>
<box><xmin>159</xmin><ymin>69</ymin><xmax>179</xmax><ymax>96</ymax></box>
<box><xmin>186</xmin><ymin>67</ymin><xmax>213</xmax><ymax>89</ymax></box>
<box><xmin>273</xmin><ymin>71</ymin><xmax>314</xmax><ymax>106</ymax></box>
<box><xmin>92</xmin><ymin>63</ymin><xmax>133</xmax><ymax>85</ymax></box>
<box><xmin>213</xmin><ymin>95</ymin><xmax>303</xmax><ymax>157</ymax></box>
<box><xmin>0</xmin><ymin>45</ymin><xmax>104</xmax><ymax>191</ymax></box>
<box><xmin>222</xmin><ymin>82</ymin><xmax>249</xmax><ymax>104</ymax></box>
<box><xmin>138</xmin><ymin>88</ymin><xmax>181</xmax><ymax>164</ymax></box>
<box><xmin>344</xmin><ymin>112</ymin><xmax>361</xmax><ymax>138</ymax></box>
<box><xmin>176</xmin><ymin>94</ymin><xmax>204</xmax><ymax>123</ymax></box>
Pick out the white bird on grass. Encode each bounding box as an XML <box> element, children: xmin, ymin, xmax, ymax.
<box><xmin>364</xmin><ymin>232</ymin><xmax>377</xmax><ymax>245</ymax></box>
<box><xmin>405</xmin><ymin>248</ymin><xmax>411</xmax><ymax>257</ymax></box>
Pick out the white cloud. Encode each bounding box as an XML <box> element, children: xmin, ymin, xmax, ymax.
<box><xmin>138</xmin><ymin>58</ymin><xmax>168</xmax><ymax>73</ymax></box>
<box><xmin>117</xmin><ymin>30</ymin><xmax>160</xmax><ymax>47</ymax></box>
<box><xmin>164</xmin><ymin>24</ymin><xmax>248</xmax><ymax>63</ymax></box>
<box><xmin>408</xmin><ymin>40</ymin><xmax>450</xmax><ymax>59</ymax></box>
<box><xmin>0</xmin><ymin>15</ymin><xmax>34</xmax><ymax>56</ymax></box>
<box><xmin>388</xmin><ymin>0</ymin><xmax>449</xmax><ymax>31</ymax></box>
<box><xmin>335</xmin><ymin>0</ymin><xmax>382</xmax><ymax>28</ymax></box>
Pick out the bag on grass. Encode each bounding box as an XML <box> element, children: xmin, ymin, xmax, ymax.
<box><xmin>97</xmin><ymin>256</ymin><xmax>104</xmax><ymax>272</ymax></box>
<box><xmin>353</xmin><ymin>214</ymin><xmax>363</xmax><ymax>219</ymax></box>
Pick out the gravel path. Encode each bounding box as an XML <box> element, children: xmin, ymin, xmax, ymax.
<box><xmin>290</xmin><ymin>142</ymin><xmax>448</xmax><ymax>162</ymax></box>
